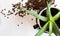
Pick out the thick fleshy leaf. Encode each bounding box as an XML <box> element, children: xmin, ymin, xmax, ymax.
<box><xmin>53</xmin><ymin>12</ymin><xmax>60</xmax><ymax>21</ymax></box>
<box><xmin>53</xmin><ymin>28</ymin><xmax>59</xmax><ymax>36</ymax></box>
<box><xmin>59</xmin><ymin>29</ymin><xmax>60</xmax><ymax>31</ymax></box>
<box><xmin>35</xmin><ymin>22</ymin><xmax>49</xmax><ymax>36</ymax></box>
<box><xmin>53</xmin><ymin>22</ymin><xmax>60</xmax><ymax>35</ymax></box>
<box><xmin>20</xmin><ymin>6</ymin><xmax>47</xmax><ymax>21</ymax></box>
<box><xmin>46</xmin><ymin>1</ymin><xmax>52</xmax><ymax>20</ymax></box>
<box><xmin>49</xmin><ymin>22</ymin><xmax>53</xmax><ymax>36</ymax></box>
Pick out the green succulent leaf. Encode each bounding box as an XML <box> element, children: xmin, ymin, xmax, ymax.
<box><xmin>46</xmin><ymin>1</ymin><xmax>52</xmax><ymax>20</ymax></box>
<box><xmin>49</xmin><ymin>22</ymin><xmax>53</xmax><ymax>36</ymax></box>
<box><xmin>53</xmin><ymin>22</ymin><xmax>60</xmax><ymax>35</ymax></box>
<box><xmin>35</xmin><ymin>22</ymin><xmax>49</xmax><ymax>36</ymax></box>
<box><xmin>20</xmin><ymin>6</ymin><xmax>48</xmax><ymax>21</ymax></box>
<box><xmin>59</xmin><ymin>29</ymin><xmax>60</xmax><ymax>31</ymax></box>
<box><xmin>53</xmin><ymin>28</ymin><xmax>59</xmax><ymax>36</ymax></box>
<box><xmin>53</xmin><ymin>12</ymin><xmax>60</xmax><ymax>21</ymax></box>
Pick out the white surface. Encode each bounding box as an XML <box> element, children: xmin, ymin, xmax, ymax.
<box><xmin>0</xmin><ymin>0</ymin><xmax>60</xmax><ymax>36</ymax></box>
<box><xmin>0</xmin><ymin>0</ymin><xmax>37</xmax><ymax>36</ymax></box>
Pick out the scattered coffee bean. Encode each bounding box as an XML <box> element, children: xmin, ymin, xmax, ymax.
<box><xmin>21</xmin><ymin>0</ymin><xmax>23</xmax><ymax>2</ymax></box>
<box><xmin>31</xmin><ymin>18</ymin><xmax>33</xmax><ymax>20</ymax></box>
<box><xmin>12</xmin><ymin>8</ymin><xmax>15</xmax><ymax>12</ymax></box>
<box><xmin>17</xmin><ymin>24</ymin><xmax>19</xmax><ymax>26</ymax></box>
<box><xmin>1</xmin><ymin>10</ymin><xmax>3</xmax><ymax>12</ymax></box>
<box><xmin>8</xmin><ymin>10</ymin><xmax>11</xmax><ymax>13</ymax></box>
<box><xmin>1</xmin><ymin>12</ymin><xmax>5</xmax><ymax>15</ymax></box>
<box><xmin>4</xmin><ymin>9</ymin><xmax>6</xmax><ymax>10</ymax></box>
<box><xmin>7</xmin><ymin>14</ymin><xmax>11</xmax><ymax>15</ymax></box>
<box><xmin>7</xmin><ymin>17</ymin><xmax>9</xmax><ymax>19</ymax></box>
<box><xmin>4</xmin><ymin>15</ymin><xmax>6</xmax><ymax>17</ymax></box>
<box><xmin>15</xmin><ymin>13</ymin><xmax>18</xmax><ymax>15</ymax></box>
<box><xmin>10</xmin><ymin>12</ymin><xmax>13</xmax><ymax>14</ymax></box>
<box><xmin>12</xmin><ymin>4</ymin><xmax>16</xmax><ymax>7</ymax></box>
<box><xmin>21</xmin><ymin>22</ymin><xmax>23</xmax><ymax>24</ymax></box>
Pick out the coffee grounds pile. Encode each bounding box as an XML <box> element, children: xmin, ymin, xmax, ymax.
<box><xmin>26</xmin><ymin>0</ymin><xmax>46</xmax><ymax>11</ymax></box>
<box><xmin>12</xmin><ymin>2</ymin><xmax>26</xmax><ymax>17</ymax></box>
<box><xmin>0</xmin><ymin>0</ymin><xmax>52</xmax><ymax>18</ymax></box>
<box><xmin>11</xmin><ymin>0</ymin><xmax>47</xmax><ymax>17</ymax></box>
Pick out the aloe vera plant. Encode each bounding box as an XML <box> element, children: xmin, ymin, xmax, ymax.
<box><xmin>20</xmin><ymin>1</ymin><xmax>60</xmax><ymax>36</ymax></box>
